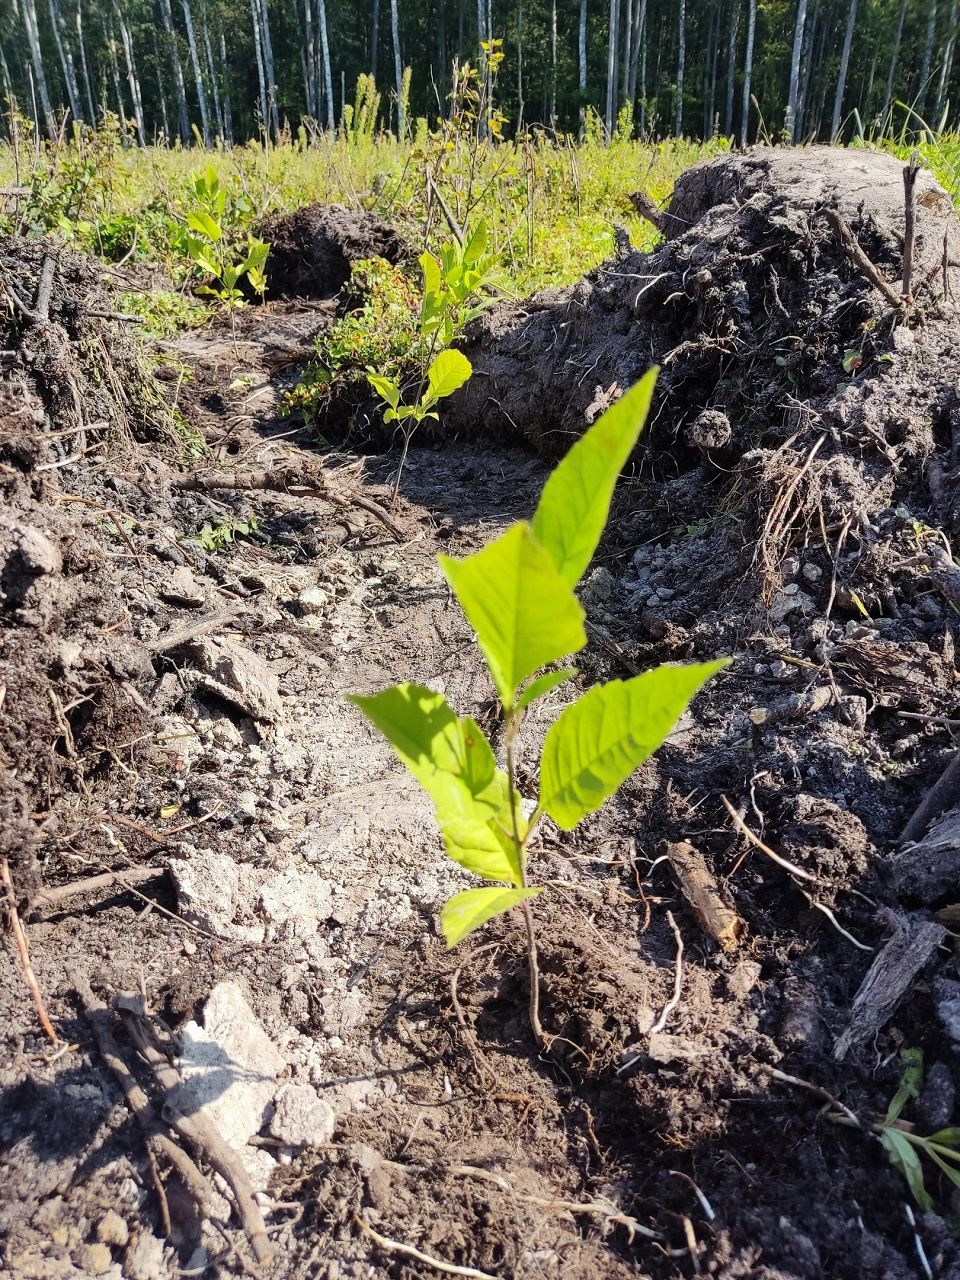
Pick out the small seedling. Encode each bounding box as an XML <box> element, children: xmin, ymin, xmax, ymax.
<box><xmin>189</xmin><ymin>514</ymin><xmax>260</xmax><ymax>553</ymax></box>
<box><xmin>366</xmin><ymin>222</ymin><xmax>497</xmax><ymax>503</ymax></box>
<box><xmin>183</xmin><ymin>165</ymin><xmax>269</xmax><ymax>307</ymax></box>
<box><xmin>351</xmin><ymin>369</ymin><xmax>728</xmax><ymax>1045</ymax></box>
<box><xmin>832</xmin><ymin>1048</ymin><xmax>960</xmax><ymax>1208</ymax></box>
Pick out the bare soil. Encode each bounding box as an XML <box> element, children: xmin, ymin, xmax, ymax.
<box><xmin>3</xmin><ymin>148</ymin><xmax>960</xmax><ymax>1280</ymax></box>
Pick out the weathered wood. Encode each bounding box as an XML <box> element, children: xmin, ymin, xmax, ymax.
<box><xmin>891</xmin><ymin>803</ymin><xmax>960</xmax><ymax>902</ymax></box>
<box><xmin>666</xmin><ymin>840</ymin><xmax>746</xmax><ymax>952</ymax></box>
<box><xmin>833</xmin><ymin>915</ymin><xmax>946</xmax><ymax>1060</ymax></box>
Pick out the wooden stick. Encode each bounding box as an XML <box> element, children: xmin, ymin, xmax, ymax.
<box><xmin>125</xmin><ymin>1014</ymin><xmax>274</xmax><ymax>1266</ymax></box>
<box><xmin>71</xmin><ymin>971</ymin><xmax>218</xmax><ymax>1222</ymax></box>
<box><xmin>901</xmin><ymin>751</ymin><xmax>960</xmax><ymax>843</ymax></box>
<box><xmin>902</xmin><ymin>156</ymin><xmax>920</xmax><ymax>304</ymax></box>
<box><xmin>824</xmin><ymin>208</ymin><xmax>905</xmax><ymax>311</ymax></box>
<box><xmin>1</xmin><ymin>857</ymin><xmax>58</xmax><ymax>1046</ymax></box>
<box><xmin>32</xmin><ymin>864</ymin><xmax>166</xmax><ymax>911</ymax></box>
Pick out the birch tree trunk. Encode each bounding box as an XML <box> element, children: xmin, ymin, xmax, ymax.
<box><xmin>605</xmin><ymin>0</ymin><xmax>619</xmax><ymax>138</ymax></box>
<box><xmin>117</xmin><ymin>12</ymin><xmax>146</xmax><ymax>144</ymax></box>
<box><xmin>622</xmin><ymin>0</ymin><xmax>633</xmax><ymax>109</ymax></box>
<box><xmin>390</xmin><ymin>0</ymin><xmax>403</xmax><ymax>137</ymax></box>
<box><xmin>159</xmin><ymin>0</ymin><xmax>190</xmax><ymax>142</ymax></box>
<box><xmin>740</xmin><ymin>0</ymin><xmax>756</xmax><ymax>143</ymax></box>
<box><xmin>578</xmin><ymin>0</ymin><xmax>587</xmax><ymax>135</ymax></box>
<box><xmin>219</xmin><ymin>28</ymin><xmax>233</xmax><ymax>142</ymax></box>
<box><xmin>935</xmin><ymin>0</ymin><xmax>959</xmax><ymax>120</ymax></box>
<box><xmin>639</xmin><ymin>0</ymin><xmax>648</xmax><ymax>132</ymax></box>
<box><xmin>76</xmin><ymin>1</ymin><xmax>97</xmax><ymax>123</ymax></box>
<box><xmin>784</xmin><ymin>0</ymin><xmax>808</xmax><ymax>140</ymax></box>
<box><xmin>258</xmin><ymin>0</ymin><xmax>280</xmax><ymax>141</ymax></box>
<box><xmin>725</xmin><ymin>0</ymin><xmax>740</xmax><ymax>135</ymax></box>
<box><xmin>919</xmin><ymin>0</ymin><xmax>938</xmax><ymax>111</ymax></box>
<box><xmin>301</xmin><ymin>0</ymin><xmax>315</xmax><ymax>115</ymax></box>
<box><xmin>550</xmin><ymin>0</ymin><xmax>557</xmax><ymax>126</ymax></box>
<box><xmin>49</xmin><ymin>0</ymin><xmax>83</xmax><ymax>123</ymax></box>
<box><xmin>181</xmin><ymin>0</ymin><xmax>210</xmax><ymax>144</ymax></box>
<box><xmin>831</xmin><ymin>0</ymin><xmax>857</xmax><ymax>139</ymax></box>
<box><xmin>517</xmin><ymin>0</ymin><xmax>525</xmax><ymax>128</ymax></box>
<box><xmin>107</xmin><ymin>23</ymin><xmax>126</xmax><ymax>125</ymax></box>
<box><xmin>883</xmin><ymin>0</ymin><xmax>908</xmax><ymax>116</ymax></box>
<box><xmin>21</xmin><ymin>0</ymin><xmax>56</xmax><ymax>138</ymax></box>
<box><xmin>317</xmin><ymin>0</ymin><xmax>335</xmax><ymax>130</ymax></box>
<box><xmin>795</xmin><ymin>0</ymin><xmax>816</xmax><ymax>136</ymax></box>
<box><xmin>250</xmin><ymin>0</ymin><xmax>269</xmax><ymax>136</ymax></box>
<box><xmin>674</xmin><ymin>0</ymin><xmax>685</xmax><ymax>135</ymax></box>
<box><xmin>371</xmin><ymin>0</ymin><xmax>379</xmax><ymax>76</ymax></box>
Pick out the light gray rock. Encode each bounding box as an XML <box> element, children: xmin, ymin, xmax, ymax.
<box><xmin>160</xmin><ymin>565</ymin><xmax>206</xmax><ymax>607</ymax></box>
<box><xmin>168</xmin><ymin>845</ymin><xmax>263</xmax><ymax>942</ymax></box>
<box><xmin>178</xmin><ymin>981</ymin><xmax>286</xmax><ymax>1180</ymax></box>
<box><xmin>258</xmin><ymin>868</ymin><xmax>333</xmax><ymax>939</ymax></box>
<box><xmin>188</xmin><ymin>636</ymin><xmax>283</xmax><ymax>722</ymax></box>
<box><xmin>268</xmin><ymin>1083</ymin><xmax>335</xmax><ymax>1147</ymax></box>
<box><xmin>122</xmin><ymin>1232</ymin><xmax>168</xmax><ymax>1280</ymax></box>
<box><xmin>298</xmin><ymin>586</ymin><xmax>329</xmax><ymax>615</ymax></box>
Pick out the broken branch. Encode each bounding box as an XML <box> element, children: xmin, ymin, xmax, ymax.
<box><xmin>2</xmin><ymin>857</ymin><xmax>58</xmax><ymax>1046</ymax></box>
<box><xmin>824</xmin><ymin>208</ymin><xmax>904</xmax><ymax>311</ymax></box>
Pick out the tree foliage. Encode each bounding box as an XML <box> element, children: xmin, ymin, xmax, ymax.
<box><xmin>2</xmin><ymin>0</ymin><xmax>956</xmax><ymax>145</ymax></box>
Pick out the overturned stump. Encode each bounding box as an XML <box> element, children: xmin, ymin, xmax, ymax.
<box><xmin>260</xmin><ymin>202</ymin><xmax>410</xmax><ymax>299</ymax></box>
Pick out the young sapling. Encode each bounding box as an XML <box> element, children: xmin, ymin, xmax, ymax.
<box><xmin>351</xmin><ymin>368</ymin><xmax>728</xmax><ymax>1045</ymax></box>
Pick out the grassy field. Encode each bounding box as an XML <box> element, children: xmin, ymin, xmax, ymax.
<box><xmin>3</xmin><ymin>108</ymin><xmax>959</xmax><ymax>318</ymax></box>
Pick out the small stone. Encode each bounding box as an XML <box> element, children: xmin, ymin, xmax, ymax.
<box><xmin>802</xmin><ymin>562</ymin><xmax>822</xmax><ymax>583</ymax></box>
<box><xmin>581</xmin><ymin>566</ymin><xmax>615</xmax><ymax>607</ymax></box>
<box><xmin>160</xmin><ymin>565</ymin><xmax>205</xmax><ymax>607</ymax></box>
<box><xmin>75</xmin><ymin>1243</ymin><xmax>113</xmax><ymax>1275</ymax></box>
<box><xmin>769</xmin><ymin>587</ymin><xmax>815</xmax><ymax>624</ymax></box>
<box><xmin>298</xmin><ymin>586</ymin><xmax>329</xmax><ymax>615</ymax></box>
<box><xmin>268</xmin><ymin>1083</ymin><xmax>336</xmax><ymax>1148</ymax></box>
<box><xmin>96</xmin><ymin>1211</ymin><xmax>129</xmax><ymax>1248</ymax></box>
<box><xmin>235</xmin><ymin>790</ymin><xmax>258</xmax><ymax>821</ymax></box>
<box><xmin>123</xmin><ymin>1232</ymin><xmax>168</xmax><ymax>1280</ymax></box>
<box><xmin>657</xmin><ymin>587</ymin><xmax>676</xmax><ymax>601</ymax></box>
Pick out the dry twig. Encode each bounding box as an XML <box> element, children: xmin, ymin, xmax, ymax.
<box><xmin>902</xmin><ymin>156</ymin><xmax>920</xmax><ymax>304</ymax></box>
<box><xmin>172</xmin><ymin>463</ymin><xmax>405</xmax><ymax>541</ymax></box>
<box><xmin>824</xmin><ymin>208</ymin><xmax>905</xmax><ymax>311</ymax></box>
<box><xmin>2</xmin><ymin>857</ymin><xmax>58</xmax><ymax>1046</ymax></box>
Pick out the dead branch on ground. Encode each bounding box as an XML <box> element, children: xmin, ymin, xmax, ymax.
<box><xmin>823</xmin><ymin>208</ymin><xmax>905</xmax><ymax>312</ymax></box>
<box><xmin>902</xmin><ymin>155</ymin><xmax>920</xmax><ymax>304</ymax></box>
<box><xmin>171</xmin><ymin>463</ymin><xmax>405</xmax><ymax>541</ymax></box>
<box><xmin>2</xmin><ymin>857</ymin><xmax>59</xmax><ymax>1045</ymax></box>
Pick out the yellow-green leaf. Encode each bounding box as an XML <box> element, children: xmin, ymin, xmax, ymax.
<box><xmin>540</xmin><ymin>660</ymin><xmax>728</xmax><ymax>829</ymax></box>
<box><xmin>439</xmin><ymin>522</ymin><xmax>586</xmax><ymax>708</ymax></box>
<box><xmin>532</xmin><ymin>370</ymin><xmax>657</xmax><ymax>588</ymax></box>
<box><xmin>441</xmin><ymin>885</ymin><xmax>540</xmax><ymax>947</ymax></box>
<box><xmin>427</xmin><ymin>348</ymin><xmax>472</xmax><ymax>401</ymax></box>
<box><xmin>349</xmin><ymin>683</ymin><xmax>523</xmax><ymax>884</ymax></box>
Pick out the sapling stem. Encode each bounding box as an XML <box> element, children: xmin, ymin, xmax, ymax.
<box><xmin>505</xmin><ymin>716</ymin><xmax>546</xmax><ymax>1049</ymax></box>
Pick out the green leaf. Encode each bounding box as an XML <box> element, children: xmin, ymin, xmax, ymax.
<box><xmin>186</xmin><ymin>208</ymin><xmax>223</xmax><ymax>242</ymax></box>
<box><xmin>427</xmin><ymin>348</ymin><xmax>472</xmax><ymax>401</ymax></box>
<box><xmin>349</xmin><ymin>683</ymin><xmax>523</xmax><ymax>884</ymax></box>
<box><xmin>516</xmin><ymin>668</ymin><xmax>575</xmax><ymax>713</ymax></box>
<box><xmin>880</xmin><ymin>1129</ymin><xmax>933</xmax><ymax>1210</ymax></box>
<box><xmin>887</xmin><ymin>1047</ymin><xmax>924</xmax><ymax>1123</ymax></box>
<box><xmin>927</xmin><ymin>1148</ymin><xmax>960</xmax><ymax>1190</ymax></box>
<box><xmin>531</xmin><ymin>370</ymin><xmax>657</xmax><ymax>588</ymax></box>
<box><xmin>462</xmin><ymin>222</ymin><xmax>488</xmax><ymax>265</ymax></box>
<box><xmin>441</xmin><ymin>885</ymin><xmax>540</xmax><ymax>947</ymax></box>
<box><xmin>366</xmin><ymin>372</ymin><xmax>401</xmax><ymax>409</ymax></box>
<box><xmin>540</xmin><ymin>660</ymin><xmax>728</xmax><ymax>829</ymax></box>
<box><xmin>927</xmin><ymin>1128</ymin><xmax>960</xmax><ymax>1149</ymax></box>
<box><xmin>419</xmin><ymin>250</ymin><xmax>441</xmax><ymax>297</ymax></box>
<box><xmin>439</xmin><ymin>522</ymin><xmax>587</xmax><ymax>708</ymax></box>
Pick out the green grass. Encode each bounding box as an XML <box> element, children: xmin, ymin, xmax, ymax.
<box><xmin>0</xmin><ymin>112</ymin><xmax>723</xmax><ymax>297</ymax></box>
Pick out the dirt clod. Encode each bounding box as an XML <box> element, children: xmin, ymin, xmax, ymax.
<box><xmin>260</xmin><ymin>203</ymin><xmax>411</xmax><ymax>298</ymax></box>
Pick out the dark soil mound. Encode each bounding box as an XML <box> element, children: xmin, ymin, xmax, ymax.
<box><xmin>260</xmin><ymin>203</ymin><xmax>410</xmax><ymax>298</ymax></box>
<box><xmin>450</xmin><ymin>147</ymin><xmax>960</xmax><ymax>462</ymax></box>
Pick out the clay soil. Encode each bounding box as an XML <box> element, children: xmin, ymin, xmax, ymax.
<box><xmin>4</xmin><ymin>148</ymin><xmax>960</xmax><ymax>1280</ymax></box>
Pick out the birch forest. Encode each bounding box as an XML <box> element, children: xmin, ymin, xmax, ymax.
<box><xmin>1</xmin><ymin>0</ymin><xmax>958</xmax><ymax>144</ymax></box>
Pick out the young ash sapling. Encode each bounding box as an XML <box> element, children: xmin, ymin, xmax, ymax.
<box><xmin>351</xmin><ymin>369</ymin><xmax>728</xmax><ymax>1045</ymax></box>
